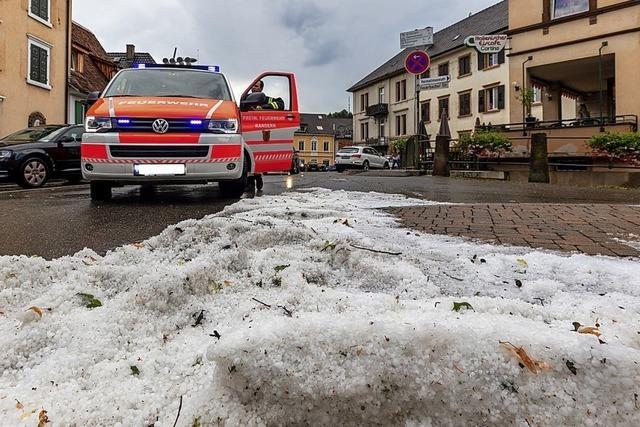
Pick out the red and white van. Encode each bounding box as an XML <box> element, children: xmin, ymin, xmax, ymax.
<box><xmin>81</xmin><ymin>65</ymin><xmax>300</xmax><ymax>200</ymax></box>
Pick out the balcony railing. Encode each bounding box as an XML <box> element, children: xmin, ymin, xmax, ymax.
<box><xmin>366</xmin><ymin>103</ymin><xmax>389</xmax><ymax>117</ymax></box>
<box><xmin>478</xmin><ymin>115</ymin><xmax>638</xmax><ymax>133</ymax></box>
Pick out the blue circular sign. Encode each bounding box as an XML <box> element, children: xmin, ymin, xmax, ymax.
<box><xmin>405</xmin><ymin>50</ymin><xmax>431</xmax><ymax>75</ymax></box>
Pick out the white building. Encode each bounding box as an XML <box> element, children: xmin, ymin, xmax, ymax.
<box><xmin>347</xmin><ymin>1</ymin><xmax>510</xmax><ymax>148</ymax></box>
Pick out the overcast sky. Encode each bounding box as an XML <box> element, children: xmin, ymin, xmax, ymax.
<box><xmin>73</xmin><ymin>0</ymin><xmax>496</xmax><ymax>113</ymax></box>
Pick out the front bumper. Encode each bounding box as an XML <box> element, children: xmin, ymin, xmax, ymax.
<box><xmin>82</xmin><ymin>133</ymin><xmax>243</xmax><ymax>183</ymax></box>
<box><xmin>0</xmin><ymin>159</ymin><xmax>12</xmax><ymax>180</ymax></box>
<box><xmin>82</xmin><ymin>161</ymin><xmax>243</xmax><ymax>183</ymax></box>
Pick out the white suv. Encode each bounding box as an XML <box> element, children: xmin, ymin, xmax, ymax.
<box><xmin>335</xmin><ymin>147</ymin><xmax>389</xmax><ymax>172</ymax></box>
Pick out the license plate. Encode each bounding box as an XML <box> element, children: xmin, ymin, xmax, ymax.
<box><xmin>341</xmin><ymin>156</ymin><xmax>350</xmax><ymax>160</ymax></box>
<box><xmin>134</xmin><ymin>164</ymin><xmax>186</xmax><ymax>176</ymax></box>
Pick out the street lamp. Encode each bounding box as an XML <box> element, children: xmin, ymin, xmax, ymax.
<box><xmin>599</xmin><ymin>41</ymin><xmax>608</xmax><ymax>127</ymax></box>
<box><xmin>522</xmin><ymin>56</ymin><xmax>533</xmax><ymax>135</ymax></box>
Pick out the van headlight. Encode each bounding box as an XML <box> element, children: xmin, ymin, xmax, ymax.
<box><xmin>85</xmin><ymin>116</ymin><xmax>113</xmax><ymax>133</ymax></box>
<box><xmin>0</xmin><ymin>150</ymin><xmax>13</xmax><ymax>160</ymax></box>
<box><xmin>208</xmin><ymin>119</ymin><xmax>238</xmax><ymax>134</ymax></box>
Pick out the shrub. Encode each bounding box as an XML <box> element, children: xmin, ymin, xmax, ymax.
<box><xmin>587</xmin><ymin>132</ymin><xmax>640</xmax><ymax>164</ymax></box>
<box><xmin>392</xmin><ymin>138</ymin><xmax>408</xmax><ymax>153</ymax></box>
<box><xmin>458</xmin><ymin>131</ymin><xmax>512</xmax><ymax>157</ymax></box>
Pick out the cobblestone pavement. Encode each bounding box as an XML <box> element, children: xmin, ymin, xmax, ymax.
<box><xmin>388</xmin><ymin>204</ymin><xmax>640</xmax><ymax>257</ymax></box>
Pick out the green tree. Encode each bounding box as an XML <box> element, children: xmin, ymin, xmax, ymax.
<box><xmin>327</xmin><ymin>110</ymin><xmax>353</xmax><ymax>119</ymax></box>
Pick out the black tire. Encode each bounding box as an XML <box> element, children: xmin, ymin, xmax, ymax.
<box><xmin>18</xmin><ymin>157</ymin><xmax>50</xmax><ymax>189</ymax></box>
<box><xmin>219</xmin><ymin>154</ymin><xmax>248</xmax><ymax>198</ymax></box>
<box><xmin>90</xmin><ymin>182</ymin><xmax>112</xmax><ymax>201</ymax></box>
<box><xmin>255</xmin><ymin>174</ymin><xmax>264</xmax><ymax>191</ymax></box>
<box><xmin>383</xmin><ymin>162</ymin><xmax>390</xmax><ymax>170</ymax></box>
<box><xmin>336</xmin><ymin>166</ymin><xmax>345</xmax><ymax>173</ymax></box>
<box><xmin>362</xmin><ymin>161</ymin><xmax>370</xmax><ymax>172</ymax></box>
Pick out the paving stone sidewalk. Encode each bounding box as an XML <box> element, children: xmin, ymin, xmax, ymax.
<box><xmin>388</xmin><ymin>204</ymin><xmax>640</xmax><ymax>257</ymax></box>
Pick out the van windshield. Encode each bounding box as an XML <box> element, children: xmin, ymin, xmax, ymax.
<box><xmin>103</xmin><ymin>69</ymin><xmax>232</xmax><ymax>100</ymax></box>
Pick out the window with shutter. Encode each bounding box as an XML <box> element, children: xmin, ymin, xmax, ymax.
<box><xmin>29</xmin><ymin>0</ymin><xmax>50</xmax><ymax>23</ymax></box>
<box><xmin>438</xmin><ymin>97</ymin><xmax>450</xmax><ymax>120</ymax></box>
<box><xmin>421</xmin><ymin>101</ymin><xmax>431</xmax><ymax>123</ymax></box>
<box><xmin>478</xmin><ymin>90</ymin><xmax>486</xmax><ymax>113</ymax></box>
<box><xmin>497</xmin><ymin>85</ymin><xmax>505</xmax><ymax>110</ymax></box>
<box><xmin>27</xmin><ymin>38</ymin><xmax>50</xmax><ymax>88</ymax></box>
<box><xmin>458</xmin><ymin>55</ymin><xmax>471</xmax><ymax>77</ymax></box>
<box><xmin>458</xmin><ymin>92</ymin><xmax>472</xmax><ymax>117</ymax></box>
<box><xmin>438</xmin><ymin>63</ymin><xmax>449</xmax><ymax>77</ymax></box>
<box><xmin>477</xmin><ymin>51</ymin><xmax>485</xmax><ymax>71</ymax></box>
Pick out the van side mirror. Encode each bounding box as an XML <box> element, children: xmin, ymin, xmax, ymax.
<box><xmin>85</xmin><ymin>91</ymin><xmax>101</xmax><ymax>108</ymax></box>
<box><xmin>240</xmin><ymin>92</ymin><xmax>267</xmax><ymax>111</ymax></box>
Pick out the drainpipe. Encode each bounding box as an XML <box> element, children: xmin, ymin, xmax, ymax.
<box><xmin>522</xmin><ymin>56</ymin><xmax>533</xmax><ymax>136</ymax></box>
<box><xmin>64</xmin><ymin>0</ymin><xmax>71</xmax><ymax>124</ymax></box>
<box><xmin>598</xmin><ymin>41</ymin><xmax>608</xmax><ymax>129</ymax></box>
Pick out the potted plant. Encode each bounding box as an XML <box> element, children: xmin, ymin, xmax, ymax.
<box><xmin>517</xmin><ymin>88</ymin><xmax>537</xmax><ymax>127</ymax></box>
<box><xmin>459</xmin><ymin>131</ymin><xmax>513</xmax><ymax>158</ymax></box>
<box><xmin>587</xmin><ymin>132</ymin><xmax>640</xmax><ymax>167</ymax></box>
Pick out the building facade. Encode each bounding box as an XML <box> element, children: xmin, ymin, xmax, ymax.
<box><xmin>0</xmin><ymin>0</ymin><xmax>71</xmax><ymax>137</ymax></box>
<box><xmin>295</xmin><ymin>114</ymin><xmax>352</xmax><ymax>168</ymax></box>
<box><xmin>68</xmin><ymin>22</ymin><xmax>119</xmax><ymax>124</ymax></box>
<box><xmin>509</xmin><ymin>0</ymin><xmax>640</xmax><ymax>125</ymax></box>
<box><xmin>108</xmin><ymin>45</ymin><xmax>156</xmax><ymax>69</ymax></box>
<box><xmin>348</xmin><ymin>1</ymin><xmax>509</xmax><ymax>148</ymax></box>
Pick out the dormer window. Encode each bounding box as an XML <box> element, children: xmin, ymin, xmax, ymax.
<box><xmin>29</xmin><ymin>0</ymin><xmax>51</xmax><ymax>27</ymax></box>
<box><xmin>552</xmin><ymin>0</ymin><xmax>589</xmax><ymax>19</ymax></box>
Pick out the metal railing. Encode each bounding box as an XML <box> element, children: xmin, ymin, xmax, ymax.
<box><xmin>478</xmin><ymin>115</ymin><xmax>638</xmax><ymax>133</ymax></box>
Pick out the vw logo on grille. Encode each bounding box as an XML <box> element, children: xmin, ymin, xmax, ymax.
<box><xmin>152</xmin><ymin>119</ymin><xmax>170</xmax><ymax>134</ymax></box>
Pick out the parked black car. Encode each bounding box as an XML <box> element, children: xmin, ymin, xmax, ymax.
<box><xmin>0</xmin><ymin>125</ymin><xmax>85</xmax><ymax>188</ymax></box>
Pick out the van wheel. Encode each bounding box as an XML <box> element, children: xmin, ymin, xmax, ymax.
<box><xmin>219</xmin><ymin>155</ymin><xmax>248</xmax><ymax>198</ymax></box>
<box><xmin>362</xmin><ymin>161</ymin><xmax>370</xmax><ymax>172</ymax></box>
<box><xmin>90</xmin><ymin>182</ymin><xmax>112</xmax><ymax>201</ymax></box>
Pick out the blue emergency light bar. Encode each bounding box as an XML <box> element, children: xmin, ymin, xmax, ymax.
<box><xmin>134</xmin><ymin>63</ymin><xmax>221</xmax><ymax>72</ymax></box>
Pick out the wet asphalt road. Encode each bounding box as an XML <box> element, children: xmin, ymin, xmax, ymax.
<box><xmin>1</xmin><ymin>173</ymin><xmax>639</xmax><ymax>259</ymax></box>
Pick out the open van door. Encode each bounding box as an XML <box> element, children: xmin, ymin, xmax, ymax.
<box><xmin>240</xmin><ymin>72</ymin><xmax>300</xmax><ymax>174</ymax></box>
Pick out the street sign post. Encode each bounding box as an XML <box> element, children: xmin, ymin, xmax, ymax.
<box><xmin>404</xmin><ymin>51</ymin><xmax>431</xmax><ymax>75</ymax></box>
<box><xmin>419</xmin><ymin>75</ymin><xmax>451</xmax><ymax>90</ymax></box>
<box><xmin>400</xmin><ymin>28</ymin><xmax>434</xmax><ymax>50</ymax></box>
<box><xmin>464</xmin><ymin>35</ymin><xmax>508</xmax><ymax>54</ymax></box>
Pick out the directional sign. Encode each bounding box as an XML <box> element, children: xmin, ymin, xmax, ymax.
<box><xmin>401</xmin><ymin>28</ymin><xmax>434</xmax><ymax>49</ymax></box>
<box><xmin>404</xmin><ymin>51</ymin><xmax>431</xmax><ymax>75</ymax></box>
<box><xmin>419</xmin><ymin>75</ymin><xmax>451</xmax><ymax>90</ymax></box>
<box><xmin>464</xmin><ymin>35</ymin><xmax>508</xmax><ymax>54</ymax></box>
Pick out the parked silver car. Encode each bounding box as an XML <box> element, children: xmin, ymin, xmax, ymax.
<box><xmin>335</xmin><ymin>147</ymin><xmax>390</xmax><ymax>172</ymax></box>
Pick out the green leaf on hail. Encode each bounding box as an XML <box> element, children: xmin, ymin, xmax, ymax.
<box><xmin>452</xmin><ymin>302</ymin><xmax>475</xmax><ymax>312</ymax></box>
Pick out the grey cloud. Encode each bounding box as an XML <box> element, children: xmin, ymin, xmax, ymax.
<box><xmin>74</xmin><ymin>0</ymin><xmax>498</xmax><ymax>113</ymax></box>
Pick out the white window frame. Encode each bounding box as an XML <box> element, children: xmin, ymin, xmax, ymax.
<box><xmin>71</xmin><ymin>51</ymin><xmax>78</xmax><ymax>71</ymax></box>
<box><xmin>552</xmin><ymin>0</ymin><xmax>589</xmax><ymax>19</ymax></box>
<box><xmin>28</xmin><ymin>0</ymin><xmax>52</xmax><ymax>28</ymax></box>
<box><xmin>298</xmin><ymin>141</ymin><xmax>305</xmax><ymax>151</ymax></box>
<box><xmin>311</xmin><ymin>138</ymin><xmax>318</xmax><ymax>152</ymax></box>
<box><xmin>533</xmin><ymin>86</ymin><xmax>543</xmax><ymax>104</ymax></box>
<box><xmin>487</xmin><ymin>53</ymin><xmax>500</xmax><ymax>67</ymax></box>
<box><xmin>27</xmin><ymin>36</ymin><xmax>52</xmax><ymax>90</ymax></box>
<box><xmin>486</xmin><ymin>86</ymin><xmax>500</xmax><ymax>111</ymax></box>
<box><xmin>379</xmin><ymin>87</ymin><xmax>385</xmax><ymax>104</ymax></box>
<box><xmin>323</xmin><ymin>141</ymin><xmax>330</xmax><ymax>152</ymax></box>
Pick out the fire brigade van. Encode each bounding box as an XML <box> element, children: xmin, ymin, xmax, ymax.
<box><xmin>81</xmin><ymin>65</ymin><xmax>300</xmax><ymax>200</ymax></box>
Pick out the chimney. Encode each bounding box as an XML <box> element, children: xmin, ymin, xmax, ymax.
<box><xmin>126</xmin><ymin>44</ymin><xmax>135</xmax><ymax>61</ymax></box>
